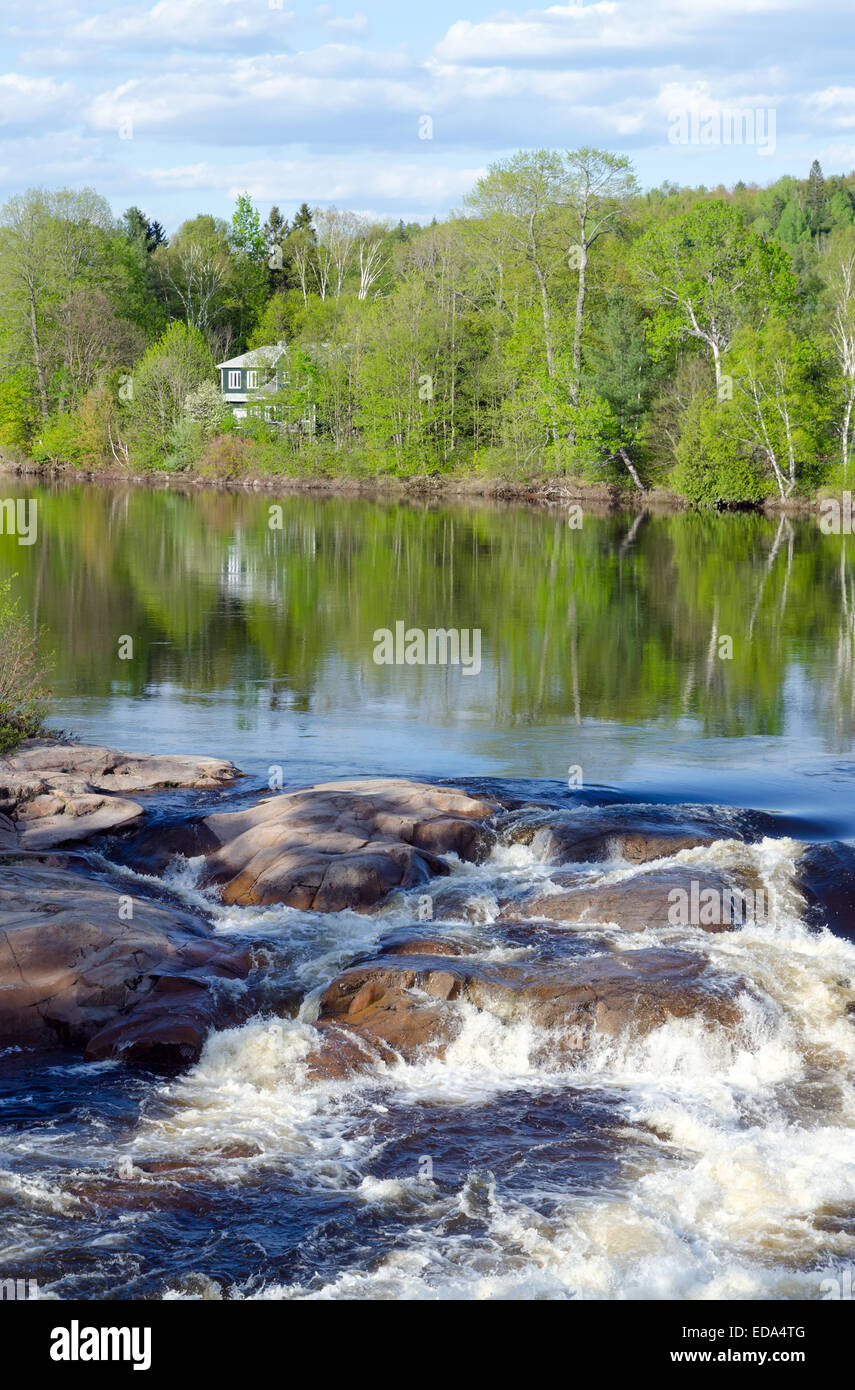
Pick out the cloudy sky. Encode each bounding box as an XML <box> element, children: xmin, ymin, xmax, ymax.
<box><xmin>1</xmin><ymin>0</ymin><xmax>853</xmax><ymax>229</ymax></box>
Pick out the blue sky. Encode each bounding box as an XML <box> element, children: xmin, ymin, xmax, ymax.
<box><xmin>1</xmin><ymin>0</ymin><xmax>853</xmax><ymax>230</ymax></box>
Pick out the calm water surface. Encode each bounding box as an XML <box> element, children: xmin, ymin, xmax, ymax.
<box><xmin>1</xmin><ymin>480</ymin><xmax>853</xmax><ymax>829</ymax></box>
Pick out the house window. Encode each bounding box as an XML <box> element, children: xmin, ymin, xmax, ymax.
<box><xmin>247</xmin><ymin>370</ymin><xmax>258</xmax><ymax>389</ymax></box>
<box><xmin>228</xmin><ymin>370</ymin><xmax>241</xmax><ymax>389</ymax></box>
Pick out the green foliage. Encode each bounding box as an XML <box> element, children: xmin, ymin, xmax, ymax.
<box><xmin>637</xmin><ymin>201</ymin><xmax>796</xmax><ymax>376</ymax></box>
<box><xmin>4</xmin><ymin>157</ymin><xmax>855</xmax><ymax>498</ymax></box>
<box><xmin>127</xmin><ymin>321</ymin><xmax>215</xmax><ymax>467</ymax></box>
<box><xmin>673</xmin><ymin>394</ymin><xmax>766</xmax><ymax>505</ymax></box>
<box><xmin>0</xmin><ymin>370</ymin><xmax>35</xmax><ymax>450</ymax></box>
<box><xmin>162</xmin><ymin>416</ymin><xmax>203</xmax><ymax>472</ymax></box>
<box><xmin>777</xmin><ymin>200</ymin><xmax>811</xmax><ymax>244</ymax></box>
<box><xmin>183</xmin><ymin>380</ymin><xmax>225</xmax><ymax>438</ymax></box>
<box><xmin>30</xmin><ymin>412</ymin><xmax>89</xmax><ymax>466</ymax></box>
<box><xmin>230</xmin><ymin>194</ymin><xmax>266</xmax><ymax>263</ymax></box>
<box><xmin>0</xmin><ymin>576</ymin><xmax>50</xmax><ymax>752</ymax></box>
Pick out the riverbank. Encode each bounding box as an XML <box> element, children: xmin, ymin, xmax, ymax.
<box><xmin>0</xmin><ymin>455</ymin><xmax>831</xmax><ymax>514</ymax></box>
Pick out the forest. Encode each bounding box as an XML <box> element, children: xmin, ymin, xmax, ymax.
<box><xmin>1</xmin><ymin>150</ymin><xmax>855</xmax><ymax>503</ymax></box>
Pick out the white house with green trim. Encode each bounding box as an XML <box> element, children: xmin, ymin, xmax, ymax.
<box><xmin>216</xmin><ymin>344</ymin><xmax>316</xmax><ymax>433</ymax></box>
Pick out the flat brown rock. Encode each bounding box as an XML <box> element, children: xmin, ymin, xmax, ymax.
<box><xmin>312</xmin><ymin>947</ymin><xmax>747</xmax><ymax>1073</ymax></box>
<box><xmin>16</xmin><ymin>794</ymin><xmax>145</xmax><ymax>849</ymax></box>
<box><xmin>0</xmin><ymin>863</ymin><xmax>250</xmax><ymax>1062</ymax></box>
<box><xmin>501</xmin><ymin>867</ymin><xmax>757</xmax><ymax>932</ymax></box>
<box><xmin>375</xmin><ymin>933</ymin><xmax>476</xmax><ymax>958</ymax></box>
<box><xmin>0</xmin><ymin>740</ymin><xmax>240</xmax><ymax>851</ymax></box>
<box><xmin>200</xmin><ymin>778</ymin><xmax>498</xmax><ymax>911</ymax></box>
<box><xmin>0</xmin><ymin>740</ymin><xmax>239</xmax><ymax>795</ymax></box>
<box><xmin>521</xmin><ymin>816</ymin><xmax>718</xmax><ymax>865</ymax></box>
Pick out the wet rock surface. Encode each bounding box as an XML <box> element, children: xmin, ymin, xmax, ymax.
<box><xmin>0</xmin><ymin>769</ymin><xmax>817</xmax><ymax>1075</ymax></box>
<box><xmin>311</xmin><ymin>943</ymin><xmax>748</xmax><ymax>1074</ymax></box>
<box><xmin>0</xmin><ymin>861</ymin><xmax>250</xmax><ymax>1062</ymax></box>
<box><xmin>0</xmin><ymin>740</ymin><xmax>240</xmax><ymax>851</ymax></box>
<box><xmin>500</xmin><ymin>866</ymin><xmax>761</xmax><ymax>932</ymax></box>
<box><xmin>196</xmin><ymin>778</ymin><xmax>499</xmax><ymax>910</ymax></box>
<box><xmin>799</xmin><ymin>842</ymin><xmax>855</xmax><ymax>940</ymax></box>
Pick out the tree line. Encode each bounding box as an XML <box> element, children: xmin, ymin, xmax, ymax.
<box><xmin>1</xmin><ymin>153</ymin><xmax>855</xmax><ymax>501</ymax></box>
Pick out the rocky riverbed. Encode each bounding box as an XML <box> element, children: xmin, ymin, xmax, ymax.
<box><xmin>1</xmin><ymin>739</ymin><xmax>851</xmax><ymax>1073</ymax></box>
<box><xmin>2</xmin><ymin>740</ymin><xmax>855</xmax><ymax>1300</ymax></box>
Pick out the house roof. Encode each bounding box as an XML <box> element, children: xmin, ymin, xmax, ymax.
<box><xmin>216</xmin><ymin>345</ymin><xmax>288</xmax><ymax>370</ymax></box>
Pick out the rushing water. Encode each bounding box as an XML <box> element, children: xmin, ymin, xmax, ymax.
<box><xmin>1</xmin><ymin>480</ymin><xmax>854</xmax><ymax>1300</ymax></box>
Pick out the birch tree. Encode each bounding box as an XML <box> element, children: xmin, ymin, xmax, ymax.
<box><xmin>0</xmin><ymin>187</ymin><xmax>114</xmax><ymax>420</ymax></box>
<box><xmin>636</xmin><ymin>201</ymin><xmax>795</xmax><ymax>396</ymax></box>
<box><xmin>823</xmin><ymin>246</ymin><xmax>855</xmax><ymax>478</ymax></box>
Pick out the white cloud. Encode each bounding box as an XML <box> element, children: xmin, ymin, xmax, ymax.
<box><xmin>807</xmin><ymin>87</ymin><xmax>855</xmax><ymax>132</ymax></box>
<box><xmin>315</xmin><ymin>6</ymin><xmax>370</xmax><ymax>37</ymax></box>
<box><xmin>145</xmin><ymin>154</ymin><xmax>483</xmax><ymax>215</ymax></box>
<box><xmin>70</xmin><ymin>0</ymin><xmax>297</xmax><ymax>49</ymax></box>
<box><xmin>0</xmin><ymin>73</ymin><xmax>74</xmax><ymax>128</ymax></box>
<box><xmin>1</xmin><ymin>0</ymin><xmax>853</xmax><ymax>221</ymax></box>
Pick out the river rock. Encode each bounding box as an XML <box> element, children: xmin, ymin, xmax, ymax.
<box><xmin>198</xmin><ymin>779</ymin><xmax>499</xmax><ymax>910</ymax></box>
<box><xmin>0</xmin><ymin>862</ymin><xmax>251</xmax><ymax>1063</ymax></box>
<box><xmin>0</xmin><ymin>812</ymin><xmax>17</xmax><ymax>851</ymax></box>
<box><xmin>508</xmin><ymin>811</ymin><xmax>719</xmax><ymax>865</ymax></box>
<box><xmin>0</xmin><ymin>740</ymin><xmax>240</xmax><ymax>795</ymax></box>
<box><xmin>374</xmin><ymin>931</ymin><xmax>477</xmax><ymax>958</ymax></box>
<box><xmin>14</xmin><ymin>792</ymin><xmax>145</xmax><ymax>849</ymax></box>
<box><xmin>500</xmin><ymin>867</ymin><xmax>759</xmax><ymax>932</ymax></box>
<box><xmin>0</xmin><ymin>740</ymin><xmax>240</xmax><ymax>850</ymax></box>
<box><xmin>799</xmin><ymin>842</ymin><xmax>855</xmax><ymax>939</ymax></box>
<box><xmin>311</xmin><ymin>947</ymin><xmax>747</xmax><ymax>1074</ymax></box>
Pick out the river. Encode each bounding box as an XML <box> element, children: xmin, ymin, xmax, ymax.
<box><xmin>1</xmin><ymin>481</ymin><xmax>854</xmax><ymax>1299</ymax></box>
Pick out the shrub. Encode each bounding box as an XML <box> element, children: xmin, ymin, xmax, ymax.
<box><xmin>197</xmin><ymin>432</ymin><xmax>257</xmax><ymax>480</ymax></box>
<box><xmin>30</xmin><ymin>412</ymin><xmax>88</xmax><ymax>466</ymax></box>
<box><xmin>127</xmin><ymin>322</ymin><xmax>215</xmax><ymax>466</ymax></box>
<box><xmin>0</xmin><ymin>576</ymin><xmax>51</xmax><ymax>753</ymax></box>
<box><xmin>672</xmin><ymin>394</ymin><xmax>767</xmax><ymax>505</ymax></box>
<box><xmin>29</xmin><ymin>388</ymin><xmax>117</xmax><ymax>469</ymax></box>
<box><xmin>183</xmin><ymin>380</ymin><xmax>226</xmax><ymax>438</ymax></box>
<box><xmin>162</xmin><ymin>416</ymin><xmax>204</xmax><ymax>472</ymax></box>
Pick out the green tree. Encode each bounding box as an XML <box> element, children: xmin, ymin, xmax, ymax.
<box><xmin>636</xmin><ymin>200</ymin><xmax>796</xmax><ymax>396</ymax></box>
<box><xmin>673</xmin><ymin>394</ymin><xmax>766</xmax><ymax>505</ymax></box>
<box><xmin>0</xmin><ymin>187</ymin><xmax>115</xmax><ymax>422</ymax></box>
<box><xmin>128</xmin><ymin>321</ymin><xmax>215</xmax><ymax>466</ymax></box>
<box><xmin>807</xmin><ymin>160</ymin><xmax>828</xmax><ymax>236</ymax></box>
<box><xmin>563</xmin><ymin>148</ymin><xmax>637</xmax><ymax>398</ymax></box>
<box><xmin>729</xmin><ymin>320</ymin><xmax>826</xmax><ymax>498</ymax></box>
<box><xmin>151</xmin><ymin>215</ymin><xmax>232</xmax><ymax>347</ymax></box>
<box><xmin>777</xmin><ymin>199</ymin><xmax>810</xmax><ymax>244</ymax></box>
<box><xmin>228</xmin><ymin>194</ymin><xmax>268</xmax><ymax>349</ymax></box>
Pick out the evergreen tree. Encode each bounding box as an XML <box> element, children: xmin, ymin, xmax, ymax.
<box><xmin>292</xmin><ymin>203</ymin><xmax>315</xmax><ymax>237</ymax></box>
<box><xmin>807</xmin><ymin>159</ymin><xmax>827</xmax><ymax>235</ymax></box>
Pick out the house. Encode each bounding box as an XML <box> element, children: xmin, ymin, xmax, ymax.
<box><xmin>216</xmin><ymin>343</ymin><xmax>316</xmax><ymax>433</ymax></box>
